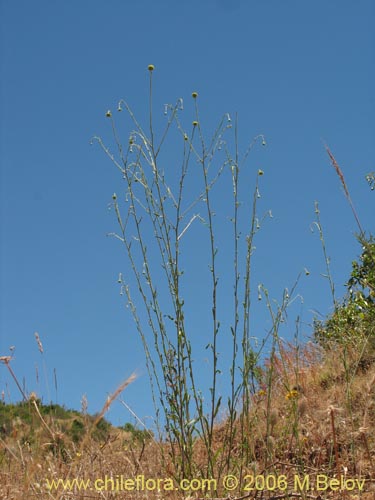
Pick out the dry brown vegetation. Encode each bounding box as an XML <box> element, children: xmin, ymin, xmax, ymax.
<box><xmin>1</xmin><ymin>341</ymin><xmax>374</xmax><ymax>500</ymax></box>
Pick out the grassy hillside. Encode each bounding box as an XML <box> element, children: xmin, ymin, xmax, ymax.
<box><xmin>1</xmin><ymin>338</ymin><xmax>374</xmax><ymax>499</ymax></box>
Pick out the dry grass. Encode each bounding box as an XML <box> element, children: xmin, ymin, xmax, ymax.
<box><xmin>1</xmin><ymin>343</ymin><xmax>374</xmax><ymax>500</ymax></box>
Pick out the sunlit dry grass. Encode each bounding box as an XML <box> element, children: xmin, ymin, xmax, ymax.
<box><xmin>1</xmin><ymin>342</ymin><xmax>374</xmax><ymax>500</ymax></box>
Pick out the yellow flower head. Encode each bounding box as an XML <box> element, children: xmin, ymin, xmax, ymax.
<box><xmin>192</xmin><ymin>91</ymin><xmax>198</xmax><ymax>99</ymax></box>
<box><xmin>192</xmin><ymin>121</ymin><xmax>198</xmax><ymax>127</ymax></box>
<box><xmin>285</xmin><ymin>389</ymin><xmax>299</xmax><ymax>400</ymax></box>
<box><xmin>148</xmin><ymin>64</ymin><xmax>155</xmax><ymax>71</ymax></box>
<box><xmin>257</xmin><ymin>389</ymin><xmax>266</xmax><ymax>397</ymax></box>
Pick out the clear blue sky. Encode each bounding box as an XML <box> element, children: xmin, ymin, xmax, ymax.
<box><xmin>0</xmin><ymin>0</ymin><xmax>374</xmax><ymax>427</ymax></box>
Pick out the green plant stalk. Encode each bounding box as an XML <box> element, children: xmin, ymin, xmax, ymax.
<box><xmin>97</xmin><ymin>75</ymin><xmax>269</xmax><ymax>482</ymax></box>
<box><xmin>225</xmin><ymin>114</ymin><xmax>240</xmax><ymax>475</ymax></box>
<box><xmin>194</xmin><ymin>97</ymin><xmax>220</xmax><ymax>478</ymax></box>
<box><xmin>112</xmin><ymin>101</ymin><xmax>197</xmax><ymax>478</ymax></box>
<box><xmin>238</xmin><ymin>170</ymin><xmax>264</xmax><ymax>472</ymax></box>
<box><xmin>313</xmin><ymin>201</ymin><xmax>336</xmax><ymax>308</ymax></box>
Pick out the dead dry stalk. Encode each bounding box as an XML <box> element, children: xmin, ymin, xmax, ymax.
<box><xmin>325</xmin><ymin>144</ymin><xmax>364</xmax><ymax>236</ymax></box>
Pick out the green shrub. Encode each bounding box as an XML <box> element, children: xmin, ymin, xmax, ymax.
<box><xmin>69</xmin><ymin>418</ymin><xmax>86</xmax><ymax>443</ymax></box>
<box><xmin>121</xmin><ymin>422</ymin><xmax>153</xmax><ymax>444</ymax></box>
<box><xmin>91</xmin><ymin>415</ymin><xmax>111</xmax><ymax>442</ymax></box>
<box><xmin>314</xmin><ymin>235</ymin><xmax>375</xmax><ymax>351</ymax></box>
<box><xmin>40</xmin><ymin>403</ymin><xmax>79</xmax><ymax>420</ymax></box>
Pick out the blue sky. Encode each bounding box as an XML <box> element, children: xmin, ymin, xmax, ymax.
<box><xmin>0</xmin><ymin>0</ymin><xmax>374</xmax><ymax>427</ymax></box>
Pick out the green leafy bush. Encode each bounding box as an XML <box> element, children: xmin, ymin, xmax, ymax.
<box><xmin>314</xmin><ymin>235</ymin><xmax>375</xmax><ymax>351</ymax></box>
<box><xmin>91</xmin><ymin>415</ymin><xmax>111</xmax><ymax>442</ymax></box>
<box><xmin>121</xmin><ymin>422</ymin><xmax>153</xmax><ymax>444</ymax></box>
<box><xmin>40</xmin><ymin>403</ymin><xmax>80</xmax><ymax>420</ymax></box>
<box><xmin>69</xmin><ymin>418</ymin><xmax>86</xmax><ymax>443</ymax></box>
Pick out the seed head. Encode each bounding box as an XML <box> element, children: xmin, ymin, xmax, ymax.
<box><xmin>34</xmin><ymin>332</ymin><xmax>44</xmax><ymax>354</ymax></box>
<box><xmin>29</xmin><ymin>392</ymin><xmax>38</xmax><ymax>401</ymax></box>
<box><xmin>192</xmin><ymin>91</ymin><xmax>198</xmax><ymax>99</ymax></box>
<box><xmin>148</xmin><ymin>64</ymin><xmax>155</xmax><ymax>71</ymax></box>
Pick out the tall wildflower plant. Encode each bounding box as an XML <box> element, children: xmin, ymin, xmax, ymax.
<box><xmin>93</xmin><ymin>66</ymin><xmax>279</xmax><ymax>482</ymax></box>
